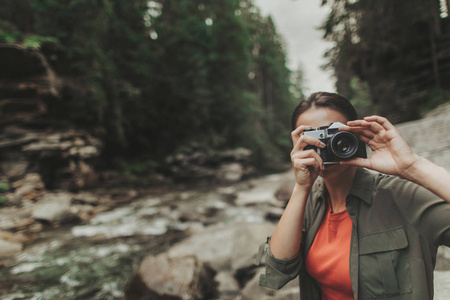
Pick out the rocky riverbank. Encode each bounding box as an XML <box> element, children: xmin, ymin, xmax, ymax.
<box><xmin>1</xmin><ymin>102</ymin><xmax>450</xmax><ymax>299</ymax></box>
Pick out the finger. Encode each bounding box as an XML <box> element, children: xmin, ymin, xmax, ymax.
<box><xmin>293</xmin><ymin>157</ymin><xmax>322</xmax><ymax>173</ymax></box>
<box><xmin>346</xmin><ymin>120</ymin><xmax>384</xmax><ymax>134</ymax></box>
<box><xmin>355</xmin><ymin>134</ymin><xmax>371</xmax><ymax>144</ymax></box>
<box><xmin>338</xmin><ymin>126</ymin><xmax>365</xmax><ymax>132</ymax></box>
<box><xmin>339</xmin><ymin>157</ymin><xmax>371</xmax><ymax>169</ymax></box>
<box><xmin>293</xmin><ymin>135</ymin><xmax>326</xmax><ymax>153</ymax></box>
<box><xmin>292</xmin><ymin>149</ymin><xmax>324</xmax><ymax>170</ymax></box>
<box><xmin>364</xmin><ymin>115</ymin><xmax>396</xmax><ymax>131</ymax></box>
<box><xmin>291</xmin><ymin>125</ymin><xmax>312</xmax><ymax>146</ymax></box>
<box><xmin>337</xmin><ymin>126</ymin><xmax>375</xmax><ymax>143</ymax></box>
<box><xmin>294</xmin><ymin>157</ymin><xmax>318</xmax><ymax>167</ymax></box>
<box><xmin>348</xmin><ymin>128</ymin><xmax>376</xmax><ymax>140</ymax></box>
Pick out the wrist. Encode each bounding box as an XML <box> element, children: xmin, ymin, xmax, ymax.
<box><xmin>399</xmin><ymin>155</ymin><xmax>450</xmax><ymax>202</ymax></box>
<box><xmin>400</xmin><ymin>154</ymin><xmax>424</xmax><ymax>182</ymax></box>
<box><xmin>294</xmin><ymin>182</ymin><xmax>313</xmax><ymax>194</ymax></box>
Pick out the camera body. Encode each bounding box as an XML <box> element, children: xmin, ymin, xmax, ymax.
<box><xmin>303</xmin><ymin>122</ymin><xmax>367</xmax><ymax>164</ymax></box>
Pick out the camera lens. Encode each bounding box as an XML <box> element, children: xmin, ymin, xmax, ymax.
<box><xmin>330</xmin><ymin>132</ymin><xmax>358</xmax><ymax>158</ymax></box>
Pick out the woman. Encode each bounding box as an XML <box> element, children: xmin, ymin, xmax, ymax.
<box><xmin>257</xmin><ymin>92</ymin><xmax>450</xmax><ymax>299</ymax></box>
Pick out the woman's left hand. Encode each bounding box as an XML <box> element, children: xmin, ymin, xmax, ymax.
<box><xmin>339</xmin><ymin>115</ymin><xmax>419</xmax><ymax>178</ymax></box>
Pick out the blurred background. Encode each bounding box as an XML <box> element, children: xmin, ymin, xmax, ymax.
<box><xmin>0</xmin><ymin>0</ymin><xmax>449</xmax><ymax>299</ymax></box>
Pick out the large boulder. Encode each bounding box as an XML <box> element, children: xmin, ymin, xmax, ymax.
<box><xmin>0</xmin><ymin>238</ymin><xmax>22</xmax><ymax>258</ymax></box>
<box><xmin>12</xmin><ymin>172</ymin><xmax>45</xmax><ymax>200</ymax></box>
<box><xmin>32</xmin><ymin>192</ymin><xmax>77</xmax><ymax>223</ymax></box>
<box><xmin>124</xmin><ymin>254</ymin><xmax>217</xmax><ymax>300</ymax></box>
<box><xmin>0</xmin><ymin>44</ymin><xmax>102</xmax><ymax>190</ymax></box>
<box><xmin>235</xmin><ymin>172</ymin><xmax>294</xmax><ymax>206</ymax></box>
<box><xmin>167</xmin><ymin>224</ymin><xmax>236</xmax><ymax>271</ymax></box>
<box><xmin>396</xmin><ymin>112</ymin><xmax>450</xmax><ymax>170</ymax></box>
<box><xmin>165</xmin><ymin>147</ymin><xmax>253</xmax><ymax>183</ymax></box>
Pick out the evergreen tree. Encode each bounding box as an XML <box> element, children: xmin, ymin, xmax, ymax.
<box><xmin>323</xmin><ymin>0</ymin><xmax>450</xmax><ymax>122</ymax></box>
<box><xmin>0</xmin><ymin>0</ymin><xmax>302</xmax><ymax>170</ymax></box>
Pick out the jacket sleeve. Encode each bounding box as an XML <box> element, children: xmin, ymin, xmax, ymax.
<box><xmin>384</xmin><ymin>176</ymin><xmax>450</xmax><ymax>247</ymax></box>
<box><xmin>256</xmin><ymin>237</ymin><xmax>302</xmax><ymax>290</ymax></box>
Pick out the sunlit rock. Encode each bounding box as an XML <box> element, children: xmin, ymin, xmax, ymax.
<box><xmin>125</xmin><ymin>254</ymin><xmax>217</xmax><ymax>300</ymax></box>
<box><xmin>0</xmin><ymin>238</ymin><xmax>22</xmax><ymax>257</ymax></box>
<box><xmin>32</xmin><ymin>192</ymin><xmax>77</xmax><ymax>223</ymax></box>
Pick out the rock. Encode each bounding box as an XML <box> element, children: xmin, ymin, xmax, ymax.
<box><xmin>71</xmin><ymin>192</ymin><xmax>99</xmax><ymax>205</ymax></box>
<box><xmin>0</xmin><ymin>231</ymin><xmax>31</xmax><ymax>244</ymax></box>
<box><xmin>218</xmin><ymin>148</ymin><xmax>252</xmax><ymax>161</ymax></box>
<box><xmin>235</xmin><ymin>172</ymin><xmax>294</xmax><ymax>206</ymax></box>
<box><xmin>10</xmin><ymin>218</ymin><xmax>35</xmax><ymax>230</ymax></box>
<box><xmin>264</xmin><ymin>207</ymin><xmax>285</xmax><ymax>222</ymax></box>
<box><xmin>0</xmin><ymin>160</ymin><xmax>29</xmax><ymax>178</ymax></box>
<box><xmin>235</xmin><ymin>187</ymin><xmax>277</xmax><ymax>206</ymax></box>
<box><xmin>166</xmin><ymin>221</ymin><xmax>276</xmax><ymax>294</ymax></box>
<box><xmin>0</xmin><ymin>238</ymin><xmax>22</xmax><ymax>258</ymax></box>
<box><xmin>231</xmin><ymin>223</ymin><xmax>276</xmax><ymax>273</ymax></box>
<box><xmin>274</xmin><ymin>180</ymin><xmax>295</xmax><ymax>204</ymax></box>
<box><xmin>124</xmin><ymin>254</ymin><xmax>218</xmax><ymax>300</ymax></box>
<box><xmin>71</xmin><ymin>204</ymin><xmax>96</xmax><ymax>222</ymax></box>
<box><xmin>217</xmin><ymin>186</ymin><xmax>238</xmax><ymax>197</ymax></box>
<box><xmin>13</xmin><ymin>173</ymin><xmax>45</xmax><ymax>200</ymax></box>
<box><xmin>168</xmin><ymin>224</ymin><xmax>236</xmax><ymax>271</ymax></box>
<box><xmin>217</xmin><ymin>163</ymin><xmax>244</xmax><ymax>182</ymax></box>
<box><xmin>28</xmin><ymin>222</ymin><xmax>43</xmax><ymax>233</ymax></box>
<box><xmin>396</xmin><ymin>114</ymin><xmax>450</xmax><ymax>170</ymax></box>
<box><xmin>32</xmin><ymin>192</ymin><xmax>77</xmax><ymax>223</ymax></box>
<box><xmin>423</xmin><ymin>102</ymin><xmax>450</xmax><ymax>118</ymax></box>
<box><xmin>165</xmin><ymin>147</ymin><xmax>253</xmax><ymax>182</ymax></box>
<box><xmin>241</xmin><ymin>267</ymin><xmax>300</xmax><ymax>300</ymax></box>
<box><xmin>215</xmin><ymin>271</ymin><xmax>241</xmax><ymax>299</ymax></box>
<box><xmin>0</xmin><ymin>45</ymin><xmax>102</xmax><ymax>191</ymax></box>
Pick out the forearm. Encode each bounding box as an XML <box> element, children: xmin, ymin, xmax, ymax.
<box><xmin>269</xmin><ymin>184</ymin><xmax>310</xmax><ymax>259</ymax></box>
<box><xmin>402</xmin><ymin>156</ymin><xmax>450</xmax><ymax>203</ymax></box>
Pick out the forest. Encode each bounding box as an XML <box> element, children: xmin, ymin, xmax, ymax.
<box><xmin>1</xmin><ymin>1</ymin><xmax>450</xmax><ymax>299</ymax></box>
<box><xmin>1</xmin><ymin>0</ymin><xmax>449</xmax><ymax>175</ymax></box>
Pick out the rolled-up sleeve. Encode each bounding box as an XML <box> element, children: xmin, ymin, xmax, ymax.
<box><xmin>383</xmin><ymin>177</ymin><xmax>450</xmax><ymax>247</ymax></box>
<box><xmin>257</xmin><ymin>238</ymin><xmax>302</xmax><ymax>289</ymax></box>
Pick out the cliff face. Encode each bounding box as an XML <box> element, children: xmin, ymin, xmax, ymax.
<box><xmin>0</xmin><ymin>44</ymin><xmax>101</xmax><ymax>190</ymax></box>
<box><xmin>396</xmin><ymin>102</ymin><xmax>450</xmax><ymax>171</ymax></box>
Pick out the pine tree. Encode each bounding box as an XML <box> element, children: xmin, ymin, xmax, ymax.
<box><xmin>323</xmin><ymin>0</ymin><xmax>450</xmax><ymax>122</ymax></box>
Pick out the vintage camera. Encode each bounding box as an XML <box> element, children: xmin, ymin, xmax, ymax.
<box><xmin>303</xmin><ymin>122</ymin><xmax>367</xmax><ymax>164</ymax></box>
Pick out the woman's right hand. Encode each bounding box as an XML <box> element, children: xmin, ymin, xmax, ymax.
<box><xmin>290</xmin><ymin>125</ymin><xmax>326</xmax><ymax>189</ymax></box>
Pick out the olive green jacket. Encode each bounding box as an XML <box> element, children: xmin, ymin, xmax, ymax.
<box><xmin>257</xmin><ymin>168</ymin><xmax>450</xmax><ymax>299</ymax></box>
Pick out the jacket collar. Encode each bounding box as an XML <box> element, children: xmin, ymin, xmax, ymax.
<box><xmin>314</xmin><ymin>167</ymin><xmax>375</xmax><ymax>206</ymax></box>
<box><xmin>348</xmin><ymin>167</ymin><xmax>375</xmax><ymax>205</ymax></box>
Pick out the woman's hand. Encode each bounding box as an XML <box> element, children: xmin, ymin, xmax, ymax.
<box><xmin>340</xmin><ymin>116</ymin><xmax>419</xmax><ymax>178</ymax></box>
<box><xmin>341</xmin><ymin>115</ymin><xmax>450</xmax><ymax>202</ymax></box>
<box><xmin>290</xmin><ymin>125</ymin><xmax>326</xmax><ymax>189</ymax></box>
<box><xmin>269</xmin><ymin>126</ymin><xmax>326</xmax><ymax>260</ymax></box>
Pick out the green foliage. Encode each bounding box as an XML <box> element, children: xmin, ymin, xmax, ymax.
<box><xmin>419</xmin><ymin>89</ymin><xmax>450</xmax><ymax>115</ymax></box>
<box><xmin>0</xmin><ymin>20</ymin><xmax>59</xmax><ymax>48</ymax></box>
<box><xmin>348</xmin><ymin>77</ymin><xmax>378</xmax><ymax>118</ymax></box>
<box><xmin>0</xmin><ymin>0</ymin><xmax>302</xmax><ymax>170</ymax></box>
<box><xmin>0</xmin><ymin>182</ymin><xmax>9</xmax><ymax>193</ymax></box>
<box><xmin>123</xmin><ymin>159</ymin><xmax>160</xmax><ymax>176</ymax></box>
<box><xmin>0</xmin><ymin>182</ymin><xmax>8</xmax><ymax>206</ymax></box>
<box><xmin>322</xmin><ymin>0</ymin><xmax>450</xmax><ymax>123</ymax></box>
<box><xmin>23</xmin><ymin>35</ymin><xmax>59</xmax><ymax>49</ymax></box>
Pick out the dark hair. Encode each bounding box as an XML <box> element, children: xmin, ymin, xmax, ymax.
<box><xmin>291</xmin><ymin>92</ymin><xmax>358</xmax><ymax>130</ymax></box>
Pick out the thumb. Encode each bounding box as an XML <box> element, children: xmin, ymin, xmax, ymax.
<box><xmin>340</xmin><ymin>157</ymin><xmax>371</xmax><ymax>169</ymax></box>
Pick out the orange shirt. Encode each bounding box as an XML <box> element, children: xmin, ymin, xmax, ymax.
<box><xmin>305</xmin><ymin>204</ymin><xmax>354</xmax><ymax>300</ymax></box>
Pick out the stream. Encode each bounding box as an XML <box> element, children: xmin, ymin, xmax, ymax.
<box><xmin>0</xmin><ymin>177</ymin><xmax>270</xmax><ymax>299</ymax></box>
<box><xmin>1</xmin><ymin>170</ymin><xmax>450</xmax><ymax>299</ymax></box>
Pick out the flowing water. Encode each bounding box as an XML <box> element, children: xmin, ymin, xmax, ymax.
<box><xmin>1</xmin><ymin>172</ymin><xmax>450</xmax><ymax>299</ymax></box>
<box><xmin>0</xmin><ymin>181</ymin><xmax>269</xmax><ymax>299</ymax></box>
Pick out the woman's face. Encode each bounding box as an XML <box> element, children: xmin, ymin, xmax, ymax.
<box><xmin>295</xmin><ymin>107</ymin><xmax>353</xmax><ymax>179</ymax></box>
